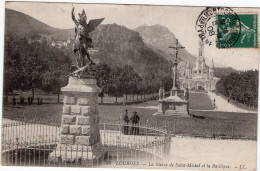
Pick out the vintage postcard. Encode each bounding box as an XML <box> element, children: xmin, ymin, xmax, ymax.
<box><xmin>1</xmin><ymin>1</ymin><xmax>259</xmax><ymax>171</ymax></box>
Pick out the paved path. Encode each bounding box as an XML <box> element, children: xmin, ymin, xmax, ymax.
<box><xmin>134</xmin><ymin>92</ymin><xmax>257</xmax><ymax>114</ymax></box>
<box><xmin>207</xmin><ymin>92</ymin><xmax>257</xmax><ymax>113</ymax></box>
<box><xmin>166</xmin><ymin>136</ymin><xmax>256</xmax><ymax>171</ymax></box>
<box><xmin>134</xmin><ymin>106</ymin><xmax>158</xmax><ymax>110</ymax></box>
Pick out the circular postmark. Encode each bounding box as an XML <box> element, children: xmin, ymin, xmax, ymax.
<box><xmin>195</xmin><ymin>7</ymin><xmax>241</xmax><ymax>48</ymax></box>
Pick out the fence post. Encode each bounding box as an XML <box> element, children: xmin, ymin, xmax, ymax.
<box><xmin>164</xmin><ymin>123</ymin><xmax>171</xmax><ymax>158</ymax></box>
<box><xmin>254</xmin><ymin>125</ymin><xmax>256</xmax><ymax>138</ymax></box>
<box><xmin>15</xmin><ymin>137</ymin><xmax>19</xmax><ymax>165</ymax></box>
<box><xmin>146</xmin><ymin>119</ymin><xmax>148</xmax><ymax>143</ymax></box>
<box><xmin>103</xmin><ymin>122</ymin><xmax>106</xmax><ymax>146</ymax></box>
<box><xmin>212</xmin><ymin>124</ymin><xmax>214</xmax><ymax>138</ymax></box>
<box><xmin>231</xmin><ymin>125</ymin><xmax>234</xmax><ymax>138</ymax></box>
<box><xmin>119</xmin><ymin>116</ymin><xmax>122</xmax><ymax>124</ymax></box>
<box><xmin>164</xmin><ymin>124</ymin><xmax>167</xmax><ymax>157</ymax></box>
<box><xmin>173</xmin><ymin>121</ymin><xmax>176</xmax><ymax>134</ymax></box>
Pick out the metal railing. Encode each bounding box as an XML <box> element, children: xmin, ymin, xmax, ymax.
<box><xmin>1</xmin><ymin>119</ymin><xmax>171</xmax><ymax>167</ymax></box>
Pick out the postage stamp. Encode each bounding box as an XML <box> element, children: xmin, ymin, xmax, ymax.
<box><xmin>196</xmin><ymin>7</ymin><xmax>258</xmax><ymax>48</ymax></box>
<box><xmin>217</xmin><ymin>14</ymin><xmax>258</xmax><ymax>48</ymax></box>
<box><xmin>216</xmin><ymin>14</ymin><xmax>241</xmax><ymax>48</ymax></box>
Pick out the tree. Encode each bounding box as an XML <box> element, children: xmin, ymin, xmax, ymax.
<box><xmin>216</xmin><ymin>70</ymin><xmax>258</xmax><ymax>107</ymax></box>
<box><xmin>41</xmin><ymin>47</ymin><xmax>71</xmax><ymax>103</ymax></box>
<box><xmin>4</xmin><ymin>34</ymin><xmax>71</xmax><ymax>103</ymax></box>
<box><xmin>4</xmin><ymin>35</ymin><xmax>23</xmax><ymax>97</ymax></box>
<box><xmin>109</xmin><ymin>67</ymin><xmax>124</xmax><ymax>103</ymax></box>
<box><xmin>21</xmin><ymin>42</ymin><xmax>49</xmax><ymax>99</ymax></box>
<box><xmin>4</xmin><ymin>35</ymin><xmax>45</xmax><ymax>100</ymax></box>
<box><xmin>96</xmin><ymin>63</ymin><xmax>111</xmax><ymax>104</ymax></box>
<box><xmin>121</xmin><ymin>65</ymin><xmax>137</xmax><ymax>101</ymax></box>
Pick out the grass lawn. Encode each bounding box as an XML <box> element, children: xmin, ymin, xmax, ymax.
<box><xmin>2</xmin><ymin>99</ymin><xmax>257</xmax><ymax>139</ymax></box>
<box><xmin>189</xmin><ymin>92</ymin><xmax>214</xmax><ymax>110</ymax></box>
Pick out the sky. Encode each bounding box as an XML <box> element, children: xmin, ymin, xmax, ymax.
<box><xmin>5</xmin><ymin>2</ymin><xmax>260</xmax><ymax>70</ymax></box>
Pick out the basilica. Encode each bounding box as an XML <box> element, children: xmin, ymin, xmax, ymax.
<box><xmin>179</xmin><ymin>41</ymin><xmax>220</xmax><ymax>91</ymax></box>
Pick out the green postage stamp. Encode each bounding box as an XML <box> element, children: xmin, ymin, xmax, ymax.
<box><xmin>217</xmin><ymin>14</ymin><xmax>258</xmax><ymax>48</ymax></box>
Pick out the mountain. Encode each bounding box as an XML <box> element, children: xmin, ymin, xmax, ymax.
<box><xmin>4</xmin><ymin>8</ymin><xmax>172</xmax><ymax>78</ymax></box>
<box><xmin>135</xmin><ymin>24</ymin><xmax>196</xmax><ymax>63</ymax></box>
<box><xmin>5</xmin><ymin>8</ymin><xmax>74</xmax><ymax>40</ymax></box>
<box><xmin>89</xmin><ymin>24</ymin><xmax>172</xmax><ymax>76</ymax></box>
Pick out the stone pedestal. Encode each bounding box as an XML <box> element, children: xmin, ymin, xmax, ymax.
<box><xmin>154</xmin><ymin>86</ymin><xmax>190</xmax><ymax>117</ymax></box>
<box><xmin>49</xmin><ymin>76</ymin><xmax>103</xmax><ymax>164</ymax></box>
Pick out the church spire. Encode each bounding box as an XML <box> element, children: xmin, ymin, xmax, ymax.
<box><xmin>199</xmin><ymin>40</ymin><xmax>204</xmax><ymax>58</ymax></box>
<box><xmin>211</xmin><ymin>58</ymin><xmax>215</xmax><ymax>68</ymax></box>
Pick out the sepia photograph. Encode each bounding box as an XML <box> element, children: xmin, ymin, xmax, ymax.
<box><xmin>0</xmin><ymin>1</ymin><xmax>259</xmax><ymax>170</ymax></box>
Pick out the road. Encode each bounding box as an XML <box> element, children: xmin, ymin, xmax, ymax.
<box><xmin>167</xmin><ymin>136</ymin><xmax>256</xmax><ymax>171</ymax></box>
<box><xmin>207</xmin><ymin>92</ymin><xmax>257</xmax><ymax>113</ymax></box>
<box><xmin>135</xmin><ymin>92</ymin><xmax>258</xmax><ymax>114</ymax></box>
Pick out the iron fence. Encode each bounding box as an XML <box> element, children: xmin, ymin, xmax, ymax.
<box><xmin>1</xmin><ymin>119</ymin><xmax>171</xmax><ymax>167</ymax></box>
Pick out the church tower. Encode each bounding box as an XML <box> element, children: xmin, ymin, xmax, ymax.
<box><xmin>199</xmin><ymin>40</ymin><xmax>204</xmax><ymax>58</ymax></box>
<box><xmin>209</xmin><ymin>58</ymin><xmax>215</xmax><ymax>77</ymax></box>
<box><xmin>195</xmin><ymin>40</ymin><xmax>205</xmax><ymax>76</ymax></box>
<box><xmin>179</xmin><ymin>40</ymin><xmax>220</xmax><ymax>92</ymax></box>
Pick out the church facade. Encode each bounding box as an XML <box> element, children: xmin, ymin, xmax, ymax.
<box><xmin>179</xmin><ymin>41</ymin><xmax>220</xmax><ymax>91</ymax></box>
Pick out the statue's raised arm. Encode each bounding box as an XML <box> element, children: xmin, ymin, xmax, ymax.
<box><xmin>71</xmin><ymin>7</ymin><xmax>78</xmax><ymax>26</ymax></box>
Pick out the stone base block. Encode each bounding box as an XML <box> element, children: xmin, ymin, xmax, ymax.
<box><xmin>60</xmin><ymin>135</ymin><xmax>75</xmax><ymax>144</ymax></box>
<box><xmin>61</xmin><ymin>125</ymin><xmax>70</xmax><ymax>134</ymax></box>
<box><xmin>48</xmin><ymin>143</ymin><xmax>106</xmax><ymax>166</ymax></box>
<box><xmin>75</xmin><ymin>135</ymin><xmax>92</xmax><ymax>145</ymax></box>
<box><xmin>70</xmin><ymin>125</ymin><xmax>82</xmax><ymax>135</ymax></box>
<box><xmin>76</xmin><ymin>116</ymin><xmax>90</xmax><ymax>125</ymax></box>
<box><xmin>62</xmin><ymin>115</ymin><xmax>76</xmax><ymax>125</ymax></box>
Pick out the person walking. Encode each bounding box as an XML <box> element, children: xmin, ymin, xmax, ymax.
<box><xmin>122</xmin><ymin>109</ymin><xmax>130</xmax><ymax>135</ymax></box>
<box><xmin>40</xmin><ymin>97</ymin><xmax>43</xmax><ymax>105</ymax></box>
<box><xmin>12</xmin><ymin>96</ymin><xmax>16</xmax><ymax>106</ymax></box>
<box><xmin>30</xmin><ymin>96</ymin><xmax>34</xmax><ymax>104</ymax></box>
<box><xmin>27</xmin><ymin>96</ymin><xmax>30</xmax><ymax>105</ymax></box>
<box><xmin>130</xmin><ymin>111</ymin><xmax>140</xmax><ymax>135</ymax></box>
<box><xmin>20</xmin><ymin>95</ymin><xmax>24</xmax><ymax>105</ymax></box>
<box><xmin>37</xmin><ymin>96</ymin><xmax>40</xmax><ymax>105</ymax></box>
<box><xmin>3</xmin><ymin>95</ymin><xmax>8</xmax><ymax>105</ymax></box>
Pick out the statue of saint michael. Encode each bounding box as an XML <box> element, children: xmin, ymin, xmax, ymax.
<box><xmin>72</xmin><ymin>7</ymin><xmax>104</xmax><ymax>66</ymax></box>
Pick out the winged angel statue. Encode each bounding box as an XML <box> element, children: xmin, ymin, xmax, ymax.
<box><xmin>71</xmin><ymin>7</ymin><xmax>104</xmax><ymax>77</ymax></box>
